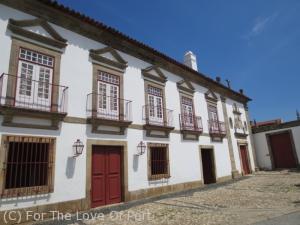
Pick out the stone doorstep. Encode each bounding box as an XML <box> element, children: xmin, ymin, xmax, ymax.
<box><xmin>35</xmin><ymin>176</ymin><xmax>250</xmax><ymax>225</ymax></box>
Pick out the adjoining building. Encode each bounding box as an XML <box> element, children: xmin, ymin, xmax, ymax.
<box><xmin>0</xmin><ymin>0</ymin><xmax>258</xmax><ymax>223</ymax></box>
<box><xmin>253</xmin><ymin>119</ymin><xmax>300</xmax><ymax>170</ymax></box>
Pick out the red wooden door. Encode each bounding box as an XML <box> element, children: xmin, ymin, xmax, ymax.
<box><xmin>240</xmin><ymin>145</ymin><xmax>251</xmax><ymax>175</ymax></box>
<box><xmin>92</xmin><ymin>146</ymin><xmax>121</xmax><ymax>208</ymax></box>
<box><xmin>201</xmin><ymin>149</ymin><xmax>216</xmax><ymax>184</ymax></box>
<box><xmin>269</xmin><ymin>132</ymin><xmax>297</xmax><ymax>168</ymax></box>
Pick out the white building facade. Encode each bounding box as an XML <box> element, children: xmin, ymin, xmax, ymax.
<box><xmin>0</xmin><ymin>0</ymin><xmax>258</xmax><ymax>222</ymax></box>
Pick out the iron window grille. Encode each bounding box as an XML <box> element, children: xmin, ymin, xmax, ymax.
<box><xmin>1</xmin><ymin>136</ymin><xmax>55</xmax><ymax>197</ymax></box>
<box><xmin>148</xmin><ymin>143</ymin><xmax>170</xmax><ymax>180</ymax></box>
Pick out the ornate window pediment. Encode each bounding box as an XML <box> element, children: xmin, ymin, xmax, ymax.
<box><xmin>142</xmin><ymin>65</ymin><xmax>167</xmax><ymax>84</ymax></box>
<box><xmin>89</xmin><ymin>47</ymin><xmax>127</xmax><ymax>70</ymax></box>
<box><xmin>205</xmin><ymin>89</ymin><xmax>218</xmax><ymax>103</ymax></box>
<box><xmin>177</xmin><ymin>79</ymin><xmax>195</xmax><ymax>95</ymax></box>
<box><xmin>7</xmin><ymin>18</ymin><xmax>67</xmax><ymax>49</ymax></box>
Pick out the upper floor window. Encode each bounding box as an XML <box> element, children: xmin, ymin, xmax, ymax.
<box><xmin>147</xmin><ymin>85</ymin><xmax>164</xmax><ymax>124</ymax></box>
<box><xmin>16</xmin><ymin>48</ymin><xmax>54</xmax><ymax>111</ymax></box>
<box><xmin>97</xmin><ymin>71</ymin><xmax>120</xmax><ymax>120</ymax></box>
<box><xmin>208</xmin><ymin>105</ymin><xmax>219</xmax><ymax>122</ymax></box>
<box><xmin>181</xmin><ymin>96</ymin><xmax>194</xmax><ymax>125</ymax></box>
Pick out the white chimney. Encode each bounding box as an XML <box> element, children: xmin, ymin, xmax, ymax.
<box><xmin>184</xmin><ymin>51</ymin><xmax>198</xmax><ymax>71</ymax></box>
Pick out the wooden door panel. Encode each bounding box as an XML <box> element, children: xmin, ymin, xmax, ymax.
<box><xmin>91</xmin><ymin>147</ymin><xmax>106</xmax><ymax>208</ymax></box>
<box><xmin>106</xmin><ymin>148</ymin><xmax>121</xmax><ymax>204</ymax></box>
<box><xmin>270</xmin><ymin>132</ymin><xmax>297</xmax><ymax>168</ymax></box>
<box><xmin>91</xmin><ymin>176</ymin><xmax>106</xmax><ymax>207</ymax></box>
<box><xmin>92</xmin><ymin>146</ymin><xmax>121</xmax><ymax>208</ymax></box>
<box><xmin>240</xmin><ymin>145</ymin><xmax>251</xmax><ymax>175</ymax></box>
<box><xmin>106</xmin><ymin>174</ymin><xmax>121</xmax><ymax>204</ymax></box>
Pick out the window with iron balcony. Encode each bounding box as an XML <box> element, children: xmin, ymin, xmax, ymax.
<box><xmin>86</xmin><ymin>71</ymin><xmax>132</xmax><ymax>134</ymax></box>
<box><xmin>0</xmin><ymin>47</ymin><xmax>68</xmax><ymax>130</ymax></box>
<box><xmin>143</xmin><ymin>85</ymin><xmax>173</xmax><ymax>128</ymax></box>
<box><xmin>207</xmin><ymin>105</ymin><xmax>226</xmax><ymax>137</ymax></box>
<box><xmin>179</xmin><ymin>96</ymin><xmax>203</xmax><ymax>139</ymax></box>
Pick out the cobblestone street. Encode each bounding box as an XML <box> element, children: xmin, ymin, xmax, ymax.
<box><xmin>53</xmin><ymin>171</ymin><xmax>300</xmax><ymax>225</ymax></box>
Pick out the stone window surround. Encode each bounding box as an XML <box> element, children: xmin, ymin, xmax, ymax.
<box><xmin>89</xmin><ymin>47</ymin><xmax>132</xmax><ymax>135</ymax></box>
<box><xmin>91</xmin><ymin>63</ymin><xmax>124</xmax><ymax>117</ymax></box>
<box><xmin>7</xmin><ymin>38</ymin><xmax>62</xmax><ymax>109</ymax></box>
<box><xmin>147</xmin><ymin>143</ymin><xmax>170</xmax><ymax>181</ymax></box>
<box><xmin>0</xmin><ymin>37</ymin><xmax>66</xmax><ymax>130</ymax></box>
<box><xmin>0</xmin><ymin>135</ymin><xmax>56</xmax><ymax>198</ymax></box>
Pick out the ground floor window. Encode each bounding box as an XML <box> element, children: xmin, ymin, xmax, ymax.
<box><xmin>148</xmin><ymin>143</ymin><xmax>170</xmax><ymax>180</ymax></box>
<box><xmin>1</xmin><ymin>136</ymin><xmax>55</xmax><ymax>197</ymax></box>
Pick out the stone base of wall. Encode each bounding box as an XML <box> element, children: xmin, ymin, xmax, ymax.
<box><xmin>231</xmin><ymin>170</ymin><xmax>242</xmax><ymax>179</ymax></box>
<box><xmin>127</xmin><ymin>180</ymin><xmax>203</xmax><ymax>201</ymax></box>
<box><xmin>0</xmin><ymin>176</ymin><xmax>236</xmax><ymax>224</ymax></box>
<box><xmin>217</xmin><ymin>175</ymin><xmax>234</xmax><ymax>183</ymax></box>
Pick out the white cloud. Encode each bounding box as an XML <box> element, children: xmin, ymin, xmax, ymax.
<box><xmin>243</xmin><ymin>13</ymin><xmax>278</xmax><ymax>40</ymax></box>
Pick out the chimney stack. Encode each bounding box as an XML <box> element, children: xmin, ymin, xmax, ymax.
<box><xmin>184</xmin><ymin>51</ymin><xmax>198</xmax><ymax>71</ymax></box>
<box><xmin>216</xmin><ymin>76</ymin><xmax>221</xmax><ymax>83</ymax></box>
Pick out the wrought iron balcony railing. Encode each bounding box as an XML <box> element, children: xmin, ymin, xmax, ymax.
<box><xmin>0</xmin><ymin>73</ymin><xmax>68</xmax><ymax>113</ymax></box>
<box><xmin>208</xmin><ymin>120</ymin><xmax>226</xmax><ymax>136</ymax></box>
<box><xmin>179</xmin><ymin>114</ymin><xmax>203</xmax><ymax>132</ymax></box>
<box><xmin>143</xmin><ymin>105</ymin><xmax>173</xmax><ymax>127</ymax></box>
<box><xmin>86</xmin><ymin>93</ymin><xmax>132</xmax><ymax>122</ymax></box>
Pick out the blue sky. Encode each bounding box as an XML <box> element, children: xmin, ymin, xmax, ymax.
<box><xmin>57</xmin><ymin>0</ymin><xmax>300</xmax><ymax>122</ymax></box>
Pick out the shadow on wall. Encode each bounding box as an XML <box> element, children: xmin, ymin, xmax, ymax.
<box><xmin>133</xmin><ymin>154</ymin><xmax>139</xmax><ymax>172</ymax></box>
<box><xmin>65</xmin><ymin>156</ymin><xmax>76</xmax><ymax>179</ymax></box>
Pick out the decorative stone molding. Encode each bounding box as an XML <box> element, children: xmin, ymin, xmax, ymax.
<box><xmin>7</xmin><ymin>18</ymin><xmax>67</xmax><ymax>49</ymax></box>
<box><xmin>177</xmin><ymin>79</ymin><xmax>195</xmax><ymax>96</ymax></box>
<box><xmin>142</xmin><ymin>65</ymin><xmax>167</xmax><ymax>84</ymax></box>
<box><xmin>89</xmin><ymin>47</ymin><xmax>127</xmax><ymax>70</ymax></box>
<box><xmin>220</xmin><ymin>96</ymin><xmax>239</xmax><ymax>178</ymax></box>
<box><xmin>205</xmin><ymin>89</ymin><xmax>218</xmax><ymax>105</ymax></box>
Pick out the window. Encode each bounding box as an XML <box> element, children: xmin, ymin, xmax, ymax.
<box><xmin>148</xmin><ymin>143</ymin><xmax>169</xmax><ymax>180</ymax></box>
<box><xmin>1</xmin><ymin>136</ymin><xmax>55</xmax><ymax>197</ymax></box>
<box><xmin>16</xmin><ymin>48</ymin><xmax>54</xmax><ymax>110</ymax></box>
<box><xmin>147</xmin><ymin>85</ymin><xmax>164</xmax><ymax>125</ymax></box>
<box><xmin>208</xmin><ymin>105</ymin><xmax>220</xmax><ymax>132</ymax></box>
<box><xmin>97</xmin><ymin>71</ymin><xmax>120</xmax><ymax>119</ymax></box>
<box><xmin>181</xmin><ymin>96</ymin><xmax>194</xmax><ymax>126</ymax></box>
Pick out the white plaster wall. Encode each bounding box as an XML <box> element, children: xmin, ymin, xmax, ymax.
<box><xmin>253</xmin><ymin>126</ymin><xmax>300</xmax><ymax>170</ymax></box>
<box><xmin>0</xmin><ymin>4</ymin><xmax>254</xmax><ymax>211</ymax></box>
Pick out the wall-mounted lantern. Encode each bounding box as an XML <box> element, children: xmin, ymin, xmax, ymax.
<box><xmin>73</xmin><ymin>139</ymin><xmax>84</xmax><ymax>157</ymax></box>
<box><xmin>136</xmin><ymin>141</ymin><xmax>146</xmax><ymax>156</ymax></box>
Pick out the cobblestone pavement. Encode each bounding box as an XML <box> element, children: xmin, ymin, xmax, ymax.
<box><xmin>72</xmin><ymin>171</ymin><xmax>300</xmax><ymax>225</ymax></box>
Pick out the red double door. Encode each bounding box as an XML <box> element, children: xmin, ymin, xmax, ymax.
<box><xmin>91</xmin><ymin>146</ymin><xmax>122</xmax><ymax>208</ymax></box>
<box><xmin>269</xmin><ymin>132</ymin><xmax>297</xmax><ymax>168</ymax></box>
<box><xmin>240</xmin><ymin>145</ymin><xmax>251</xmax><ymax>175</ymax></box>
